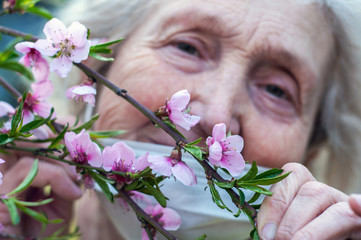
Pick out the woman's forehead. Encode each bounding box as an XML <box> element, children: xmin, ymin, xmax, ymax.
<box><xmin>140</xmin><ymin>0</ymin><xmax>334</xmax><ymax>83</ymax></box>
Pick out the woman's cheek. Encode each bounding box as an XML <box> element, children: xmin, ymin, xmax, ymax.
<box><xmin>241</xmin><ymin>118</ymin><xmax>309</xmax><ymax>168</ymax></box>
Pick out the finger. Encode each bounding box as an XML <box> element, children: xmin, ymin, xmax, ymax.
<box><xmin>293</xmin><ymin>202</ymin><xmax>361</xmax><ymax>240</ymax></box>
<box><xmin>349</xmin><ymin>194</ymin><xmax>361</xmax><ymax>217</ymax></box>
<box><xmin>276</xmin><ymin>181</ymin><xmax>348</xmax><ymax>239</ymax></box>
<box><xmin>257</xmin><ymin>162</ymin><xmax>315</xmax><ymax>240</ymax></box>
<box><xmin>0</xmin><ymin>157</ymin><xmax>82</xmax><ymax>200</ymax></box>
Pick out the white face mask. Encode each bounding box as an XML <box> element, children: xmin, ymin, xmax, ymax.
<box><xmin>96</xmin><ymin>139</ymin><xmax>271</xmax><ymax>240</ymax></box>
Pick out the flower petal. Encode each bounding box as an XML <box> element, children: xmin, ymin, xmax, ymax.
<box><xmin>208</xmin><ymin>141</ymin><xmax>222</xmax><ymax>164</ymax></box>
<box><xmin>15</xmin><ymin>41</ymin><xmax>34</xmax><ymax>54</ymax></box>
<box><xmin>148</xmin><ymin>155</ymin><xmax>172</xmax><ymax>176</ymax></box>
<box><xmin>70</xmin><ymin>41</ymin><xmax>91</xmax><ymax>63</ymax></box>
<box><xmin>31</xmin><ymin>81</ymin><xmax>54</xmax><ymax>99</ymax></box>
<box><xmin>223</xmin><ymin>135</ymin><xmax>244</xmax><ymax>152</ymax></box>
<box><xmin>221</xmin><ymin>151</ymin><xmax>245</xmax><ymax>176</ymax></box>
<box><xmin>43</xmin><ymin>18</ymin><xmax>67</xmax><ymax>43</ymax></box>
<box><xmin>35</xmin><ymin>39</ymin><xmax>59</xmax><ymax>56</ymax></box>
<box><xmin>172</xmin><ymin>161</ymin><xmax>197</xmax><ymax>186</ymax></box>
<box><xmin>67</xmin><ymin>21</ymin><xmax>88</xmax><ymax>47</ymax></box>
<box><xmin>86</xmin><ymin>142</ymin><xmax>103</xmax><ymax>167</ymax></box>
<box><xmin>50</xmin><ymin>56</ymin><xmax>73</xmax><ymax>78</ymax></box>
<box><xmin>167</xmin><ymin>89</ymin><xmax>190</xmax><ymax>110</ymax></box>
<box><xmin>160</xmin><ymin>207</ymin><xmax>181</xmax><ymax>231</ymax></box>
<box><xmin>0</xmin><ymin>101</ymin><xmax>15</xmax><ymax>117</ymax></box>
<box><xmin>212</xmin><ymin>123</ymin><xmax>226</xmax><ymax>141</ymax></box>
<box><xmin>133</xmin><ymin>152</ymin><xmax>150</xmax><ymax>171</ymax></box>
<box><xmin>32</xmin><ymin>58</ymin><xmax>49</xmax><ymax>82</ymax></box>
<box><xmin>101</xmin><ymin>145</ymin><xmax>116</xmax><ymax>171</ymax></box>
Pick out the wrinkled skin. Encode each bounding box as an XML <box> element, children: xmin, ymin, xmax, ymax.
<box><xmin>1</xmin><ymin>0</ymin><xmax>360</xmax><ymax>239</ymax></box>
<box><xmin>94</xmin><ymin>0</ymin><xmax>361</xmax><ymax>239</ymax></box>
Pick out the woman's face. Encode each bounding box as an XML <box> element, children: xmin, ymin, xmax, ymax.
<box><xmin>95</xmin><ymin>0</ymin><xmax>334</xmax><ymax>168</ymax></box>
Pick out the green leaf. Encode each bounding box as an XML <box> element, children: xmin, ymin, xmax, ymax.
<box><xmin>194</xmin><ymin>234</ymin><xmax>207</xmax><ymax>240</ymax></box>
<box><xmin>214</xmin><ymin>180</ymin><xmax>234</xmax><ymax>189</ymax></box>
<box><xmin>247</xmin><ymin>192</ymin><xmax>260</xmax><ymax>204</ymax></box>
<box><xmin>184</xmin><ymin>145</ymin><xmax>204</xmax><ymax>161</ymax></box>
<box><xmin>254</xmin><ymin>168</ymin><xmax>284</xmax><ymax>180</ymax></box>
<box><xmin>0</xmin><ymin>38</ymin><xmax>21</xmax><ymax>62</ymax></box>
<box><xmin>13</xmin><ymin>198</ymin><xmax>53</xmax><ymax>207</ymax></box>
<box><xmin>16</xmin><ymin>0</ymin><xmax>40</xmax><ymax>9</ymax></box>
<box><xmin>0</xmin><ymin>134</ymin><xmax>13</xmax><ymax>145</ymax></box>
<box><xmin>240</xmin><ymin>172</ymin><xmax>291</xmax><ymax>186</ymax></box>
<box><xmin>238</xmin><ymin>189</ymin><xmax>245</xmax><ymax>206</ymax></box>
<box><xmin>124</xmin><ymin>179</ymin><xmax>143</xmax><ymax>191</ymax></box>
<box><xmin>8</xmin><ymin>159</ymin><xmax>39</xmax><ymax>195</ymax></box>
<box><xmin>9</xmin><ymin>92</ymin><xmax>26</xmax><ymax>137</ymax></box>
<box><xmin>26</xmin><ymin>6</ymin><xmax>53</xmax><ymax>19</ymax></box>
<box><xmin>88</xmin><ymin>170</ymin><xmax>113</xmax><ymax>202</ymax></box>
<box><xmin>16</xmin><ymin>203</ymin><xmax>62</xmax><ymax>226</ymax></box>
<box><xmin>48</xmin><ymin>124</ymin><xmax>68</xmax><ymax>149</ymax></box>
<box><xmin>20</xmin><ymin>108</ymin><xmax>54</xmax><ymax>133</ymax></box>
<box><xmin>250</xmin><ymin>227</ymin><xmax>261</xmax><ymax>240</ymax></box>
<box><xmin>186</xmin><ymin>137</ymin><xmax>202</xmax><ymax>146</ymax></box>
<box><xmin>0</xmin><ymin>61</ymin><xmax>33</xmax><ymax>80</ymax></box>
<box><xmin>208</xmin><ymin>181</ymin><xmax>232</xmax><ymax>212</ymax></box>
<box><xmin>141</xmin><ymin>179</ymin><xmax>167</xmax><ymax>207</ymax></box>
<box><xmin>70</xmin><ymin>114</ymin><xmax>99</xmax><ymax>133</ymax></box>
<box><xmin>2</xmin><ymin>198</ymin><xmax>20</xmax><ymax>225</ymax></box>
<box><xmin>239</xmin><ymin>184</ymin><xmax>273</xmax><ymax>196</ymax></box>
<box><xmin>89</xmin><ymin>130</ymin><xmax>126</xmax><ymax>139</ymax></box>
<box><xmin>90</xmin><ymin>38</ymin><xmax>123</xmax><ymax>52</ymax></box>
<box><xmin>89</xmin><ymin>52</ymin><xmax>114</xmax><ymax>62</ymax></box>
<box><xmin>238</xmin><ymin>161</ymin><xmax>258</xmax><ymax>181</ymax></box>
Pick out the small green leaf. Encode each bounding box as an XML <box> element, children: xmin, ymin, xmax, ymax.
<box><xmin>238</xmin><ymin>189</ymin><xmax>245</xmax><ymax>206</ymax></box>
<box><xmin>184</xmin><ymin>145</ymin><xmax>204</xmax><ymax>161</ymax></box>
<box><xmin>240</xmin><ymin>172</ymin><xmax>291</xmax><ymax>186</ymax></box>
<box><xmin>208</xmin><ymin>181</ymin><xmax>232</xmax><ymax>212</ymax></box>
<box><xmin>70</xmin><ymin>114</ymin><xmax>99</xmax><ymax>133</ymax></box>
<box><xmin>20</xmin><ymin>108</ymin><xmax>54</xmax><ymax>133</ymax></box>
<box><xmin>26</xmin><ymin>6</ymin><xmax>53</xmax><ymax>20</ymax></box>
<box><xmin>90</xmin><ymin>38</ymin><xmax>123</xmax><ymax>52</ymax></box>
<box><xmin>2</xmin><ymin>198</ymin><xmax>20</xmax><ymax>225</ymax></box>
<box><xmin>88</xmin><ymin>170</ymin><xmax>113</xmax><ymax>202</ymax></box>
<box><xmin>89</xmin><ymin>52</ymin><xmax>114</xmax><ymax>62</ymax></box>
<box><xmin>238</xmin><ymin>161</ymin><xmax>258</xmax><ymax>181</ymax></box>
<box><xmin>214</xmin><ymin>180</ymin><xmax>234</xmax><ymax>189</ymax></box>
<box><xmin>250</xmin><ymin>227</ymin><xmax>261</xmax><ymax>240</ymax></box>
<box><xmin>141</xmin><ymin>180</ymin><xmax>167</xmax><ymax>207</ymax></box>
<box><xmin>239</xmin><ymin>185</ymin><xmax>273</xmax><ymax>196</ymax></box>
<box><xmin>10</xmin><ymin>92</ymin><xmax>26</xmax><ymax>137</ymax></box>
<box><xmin>194</xmin><ymin>234</ymin><xmax>207</xmax><ymax>240</ymax></box>
<box><xmin>8</xmin><ymin>159</ymin><xmax>39</xmax><ymax>195</ymax></box>
<box><xmin>248</xmin><ymin>192</ymin><xmax>260</xmax><ymax>204</ymax></box>
<box><xmin>48</xmin><ymin>124</ymin><xmax>68</xmax><ymax>149</ymax></box>
<box><xmin>89</xmin><ymin>130</ymin><xmax>126</xmax><ymax>139</ymax></box>
<box><xmin>13</xmin><ymin>198</ymin><xmax>53</xmax><ymax>207</ymax></box>
<box><xmin>0</xmin><ymin>61</ymin><xmax>33</xmax><ymax>80</ymax></box>
<box><xmin>186</xmin><ymin>137</ymin><xmax>202</xmax><ymax>146</ymax></box>
<box><xmin>254</xmin><ymin>168</ymin><xmax>284</xmax><ymax>180</ymax></box>
<box><xmin>0</xmin><ymin>134</ymin><xmax>13</xmax><ymax>145</ymax></box>
<box><xmin>124</xmin><ymin>179</ymin><xmax>143</xmax><ymax>191</ymax></box>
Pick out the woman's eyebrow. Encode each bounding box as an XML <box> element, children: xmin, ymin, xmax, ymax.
<box><xmin>159</xmin><ymin>8</ymin><xmax>234</xmax><ymax>37</ymax></box>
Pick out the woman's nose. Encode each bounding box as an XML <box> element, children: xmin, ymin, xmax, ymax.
<box><xmin>190</xmin><ymin>78</ymin><xmax>244</xmax><ymax>137</ymax></box>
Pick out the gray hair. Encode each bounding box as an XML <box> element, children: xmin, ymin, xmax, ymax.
<box><xmin>57</xmin><ymin>0</ymin><xmax>361</xmax><ymax>193</ymax></box>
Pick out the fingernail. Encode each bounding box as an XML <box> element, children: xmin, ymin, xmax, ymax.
<box><xmin>350</xmin><ymin>194</ymin><xmax>361</xmax><ymax>207</ymax></box>
<box><xmin>262</xmin><ymin>223</ymin><xmax>277</xmax><ymax>240</ymax></box>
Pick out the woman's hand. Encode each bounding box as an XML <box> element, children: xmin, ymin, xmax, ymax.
<box><xmin>0</xmin><ymin>156</ymin><xmax>82</xmax><ymax>238</ymax></box>
<box><xmin>257</xmin><ymin>163</ymin><xmax>361</xmax><ymax>240</ymax></box>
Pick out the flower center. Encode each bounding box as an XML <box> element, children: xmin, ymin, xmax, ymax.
<box><xmin>74</xmin><ymin>151</ymin><xmax>88</xmax><ymax>165</ymax></box>
<box><xmin>57</xmin><ymin>38</ymin><xmax>76</xmax><ymax>58</ymax></box>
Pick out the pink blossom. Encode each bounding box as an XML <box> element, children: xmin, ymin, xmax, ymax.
<box><xmin>0</xmin><ymin>158</ymin><xmax>5</xmax><ymax>185</ymax></box>
<box><xmin>102</xmin><ymin>142</ymin><xmax>149</xmax><ymax>184</ymax></box>
<box><xmin>64</xmin><ymin>129</ymin><xmax>102</xmax><ymax>167</ymax></box>
<box><xmin>206</xmin><ymin>123</ymin><xmax>245</xmax><ymax>176</ymax></box>
<box><xmin>35</xmin><ymin>18</ymin><xmax>91</xmax><ymax>78</ymax></box>
<box><xmin>0</xmin><ymin>101</ymin><xmax>15</xmax><ymax>117</ymax></box>
<box><xmin>166</xmin><ymin>90</ymin><xmax>200</xmax><ymax>130</ymax></box>
<box><xmin>148</xmin><ymin>155</ymin><xmax>197</xmax><ymax>186</ymax></box>
<box><xmin>22</xmin><ymin>81</ymin><xmax>55</xmax><ymax>124</ymax></box>
<box><xmin>66</xmin><ymin>83</ymin><xmax>96</xmax><ymax>106</ymax></box>
<box><xmin>142</xmin><ymin>204</ymin><xmax>181</xmax><ymax>240</ymax></box>
<box><xmin>15</xmin><ymin>41</ymin><xmax>49</xmax><ymax>82</ymax></box>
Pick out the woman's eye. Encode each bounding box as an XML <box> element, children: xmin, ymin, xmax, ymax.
<box><xmin>176</xmin><ymin>42</ymin><xmax>199</xmax><ymax>56</ymax></box>
<box><xmin>265</xmin><ymin>85</ymin><xmax>286</xmax><ymax>99</ymax></box>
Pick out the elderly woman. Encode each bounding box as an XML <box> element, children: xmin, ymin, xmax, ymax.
<box><xmin>1</xmin><ymin>0</ymin><xmax>361</xmax><ymax>239</ymax></box>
